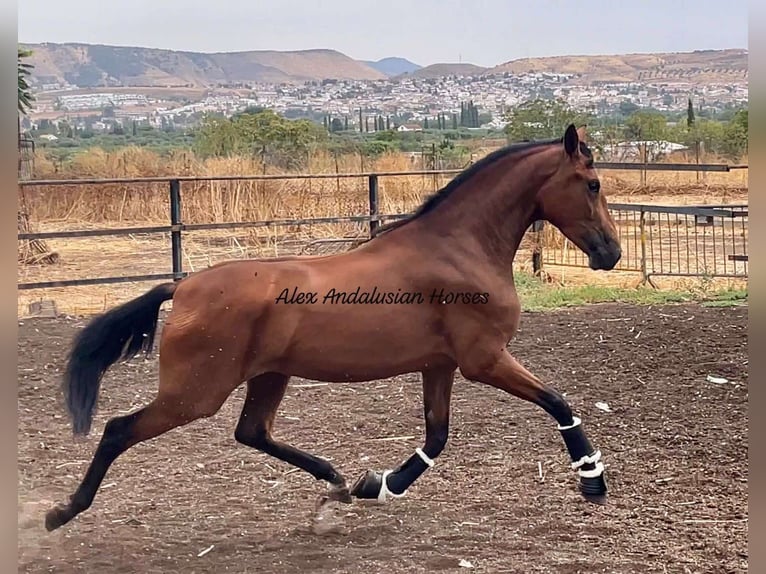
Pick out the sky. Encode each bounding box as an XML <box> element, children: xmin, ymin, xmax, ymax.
<box><xmin>18</xmin><ymin>0</ymin><xmax>749</xmax><ymax>67</ymax></box>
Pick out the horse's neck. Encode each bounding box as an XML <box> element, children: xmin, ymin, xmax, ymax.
<box><xmin>421</xmin><ymin>148</ymin><xmax>556</xmax><ymax>269</ymax></box>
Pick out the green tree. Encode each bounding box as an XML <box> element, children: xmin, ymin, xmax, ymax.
<box><xmin>720</xmin><ymin>109</ymin><xmax>748</xmax><ymax>159</ymax></box>
<box><xmin>194</xmin><ymin>115</ymin><xmax>242</xmax><ymax>156</ymax></box>
<box><xmin>18</xmin><ymin>48</ymin><xmax>35</xmax><ymax>115</ymax></box>
<box><xmin>194</xmin><ymin>108</ymin><xmax>327</xmax><ymax>169</ymax></box>
<box><xmin>618</xmin><ymin>101</ymin><xmax>640</xmax><ymax>116</ymax></box>
<box><xmin>330</xmin><ymin>117</ymin><xmax>344</xmax><ymax>132</ymax></box>
<box><xmin>686</xmin><ymin>98</ymin><xmax>695</xmax><ymax>128</ymax></box>
<box><xmin>624</xmin><ymin>110</ymin><xmax>667</xmax><ymax>142</ymax></box>
<box><xmin>504</xmin><ymin>98</ymin><xmax>591</xmax><ymax>142</ymax></box>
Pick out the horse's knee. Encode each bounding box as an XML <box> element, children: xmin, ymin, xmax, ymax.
<box><xmin>234</xmin><ymin>425</ymin><xmax>268</xmax><ymax>450</ymax></box>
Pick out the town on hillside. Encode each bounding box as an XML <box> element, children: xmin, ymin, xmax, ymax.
<box><xmin>17</xmin><ymin>45</ymin><xmax>749</xmax><ymax>169</ymax></box>
<box><xmin>25</xmin><ymin>72</ymin><xmax>748</xmax><ymax>133</ymax></box>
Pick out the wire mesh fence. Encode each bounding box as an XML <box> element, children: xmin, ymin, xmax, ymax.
<box><xmin>537</xmin><ymin>204</ymin><xmax>748</xmax><ymax>283</ymax></box>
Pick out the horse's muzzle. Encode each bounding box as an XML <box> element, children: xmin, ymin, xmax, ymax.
<box><xmin>586</xmin><ymin>233</ymin><xmax>622</xmax><ymax>271</ymax></box>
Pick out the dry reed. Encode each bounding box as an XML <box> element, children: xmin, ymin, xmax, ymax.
<box><xmin>23</xmin><ymin>147</ymin><xmax>747</xmax><ymax>226</ymax></box>
<box><xmin>17</xmin><ymin>147</ymin><xmax>748</xmax><ymax>316</ymax></box>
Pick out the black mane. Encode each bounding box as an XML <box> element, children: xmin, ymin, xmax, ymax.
<box><xmin>369</xmin><ymin>136</ymin><xmax>592</xmax><ymax>240</ymax></box>
<box><xmin>411</xmin><ymin>138</ymin><xmax>560</xmax><ymax>220</ymax></box>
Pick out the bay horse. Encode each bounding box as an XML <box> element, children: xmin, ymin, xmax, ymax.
<box><xmin>45</xmin><ymin>124</ymin><xmax>621</xmax><ymax>532</ymax></box>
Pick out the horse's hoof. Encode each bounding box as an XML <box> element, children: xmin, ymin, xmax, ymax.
<box><xmin>579</xmin><ymin>473</ymin><xmax>607</xmax><ymax>505</ymax></box>
<box><xmin>350</xmin><ymin>469</ymin><xmax>383</xmax><ymax>499</ymax></box>
<box><xmin>44</xmin><ymin>504</ymin><xmax>70</xmax><ymax>532</ymax></box>
<box><xmin>328</xmin><ymin>485</ymin><xmax>353</xmax><ymax>504</ymax></box>
<box><xmin>582</xmin><ymin>492</ymin><xmax>608</xmax><ymax>505</ymax></box>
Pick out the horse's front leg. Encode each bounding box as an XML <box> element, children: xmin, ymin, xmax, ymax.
<box><xmin>351</xmin><ymin>366</ymin><xmax>455</xmax><ymax>502</ymax></box>
<box><xmin>460</xmin><ymin>348</ymin><xmax>607</xmax><ymax>503</ymax></box>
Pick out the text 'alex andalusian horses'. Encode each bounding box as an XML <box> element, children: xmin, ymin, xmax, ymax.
<box><xmin>46</xmin><ymin>124</ymin><xmax>621</xmax><ymax>532</ymax></box>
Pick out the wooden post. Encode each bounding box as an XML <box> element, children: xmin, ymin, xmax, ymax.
<box><xmin>169</xmin><ymin>179</ymin><xmax>183</xmax><ymax>280</ymax></box>
<box><xmin>368</xmin><ymin>174</ymin><xmax>379</xmax><ymax>237</ymax></box>
<box><xmin>532</xmin><ymin>220</ymin><xmax>544</xmax><ymax>276</ymax></box>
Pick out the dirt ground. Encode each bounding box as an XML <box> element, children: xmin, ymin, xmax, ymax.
<box><xmin>17</xmin><ymin>303</ymin><xmax>747</xmax><ymax>574</ymax></box>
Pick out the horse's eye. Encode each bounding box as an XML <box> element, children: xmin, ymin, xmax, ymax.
<box><xmin>588</xmin><ymin>180</ymin><xmax>600</xmax><ymax>193</ymax></box>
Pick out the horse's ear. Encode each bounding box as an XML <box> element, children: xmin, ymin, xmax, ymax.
<box><xmin>563</xmin><ymin>123</ymin><xmax>579</xmax><ymax>157</ymax></box>
<box><xmin>576</xmin><ymin>124</ymin><xmax>588</xmax><ymax>143</ymax></box>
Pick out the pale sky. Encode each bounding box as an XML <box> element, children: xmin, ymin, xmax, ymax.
<box><xmin>18</xmin><ymin>0</ymin><xmax>749</xmax><ymax>67</ymax></box>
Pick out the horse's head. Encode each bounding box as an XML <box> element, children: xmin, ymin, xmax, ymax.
<box><xmin>536</xmin><ymin>124</ymin><xmax>622</xmax><ymax>271</ymax></box>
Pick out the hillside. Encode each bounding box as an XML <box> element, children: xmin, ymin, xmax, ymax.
<box><xmin>362</xmin><ymin>57</ymin><xmax>421</xmax><ymax>77</ymax></box>
<box><xmin>21</xmin><ymin>42</ymin><xmax>387</xmax><ymax>87</ymax></box>
<box><xmin>398</xmin><ymin>63</ymin><xmax>489</xmax><ymax>79</ymax></box>
<box><xmin>19</xmin><ymin>43</ymin><xmax>747</xmax><ymax>88</ymax></box>
<box><xmin>489</xmin><ymin>49</ymin><xmax>748</xmax><ymax>84</ymax></box>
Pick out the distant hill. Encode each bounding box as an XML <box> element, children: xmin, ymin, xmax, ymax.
<box><xmin>362</xmin><ymin>57</ymin><xmax>421</xmax><ymax>77</ymax></box>
<box><xmin>20</xmin><ymin>42</ymin><xmax>387</xmax><ymax>87</ymax></box>
<box><xmin>398</xmin><ymin>63</ymin><xmax>488</xmax><ymax>79</ymax></box>
<box><xmin>20</xmin><ymin>43</ymin><xmax>747</xmax><ymax>88</ymax></box>
<box><xmin>489</xmin><ymin>49</ymin><xmax>748</xmax><ymax>84</ymax></box>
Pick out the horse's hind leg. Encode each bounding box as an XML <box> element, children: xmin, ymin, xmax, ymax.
<box><xmin>234</xmin><ymin>373</ymin><xmax>352</xmax><ymax>502</ymax></box>
<box><xmin>351</xmin><ymin>365</ymin><xmax>455</xmax><ymax>502</ymax></box>
<box><xmin>45</xmin><ymin>389</ymin><xmax>226</xmax><ymax>531</ymax></box>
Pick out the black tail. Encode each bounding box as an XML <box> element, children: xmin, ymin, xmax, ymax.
<box><xmin>62</xmin><ymin>282</ymin><xmax>177</xmax><ymax>436</ymax></box>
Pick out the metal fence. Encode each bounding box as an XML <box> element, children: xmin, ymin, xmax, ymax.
<box><xmin>17</xmin><ymin>162</ymin><xmax>748</xmax><ymax>291</ymax></box>
<box><xmin>535</xmin><ymin>203</ymin><xmax>748</xmax><ymax>284</ymax></box>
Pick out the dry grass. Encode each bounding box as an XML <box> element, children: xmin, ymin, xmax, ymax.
<box><xmin>23</xmin><ymin>147</ymin><xmax>748</xmax><ymax>224</ymax></box>
<box><xmin>24</xmin><ymin>148</ymin><xmax>448</xmax><ymax>225</ymax></box>
<box><xmin>17</xmin><ymin>147</ymin><xmax>748</xmax><ymax>316</ymax></box>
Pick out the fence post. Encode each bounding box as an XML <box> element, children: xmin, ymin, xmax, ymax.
<box><xmin>532</xmin><ymin>220</ymin><xmax>544</xmax><ymax>276</ymax></box>
<box><xmin>368</xmin><ymin>174</ymin><xmax>379</xmax><ymax>237</ymax></box>
<box><xmin>639</xmin><ymin>208</ymin><xmax>648</xmax><ymax>286</ymax></box>
<box><xmin>169</xmin><ymin>179</ymin><xmax>183</xmax><ymax>280</ymax></box>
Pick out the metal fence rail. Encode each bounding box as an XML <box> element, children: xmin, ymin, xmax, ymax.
<box><xmin>14</xmin><ymin>161</ymin><xmax>748</xmax><ymax>188</ymax></box>
<box><xmin>18</xmin><ymin>164</ymin><xmax>748</xmax><ymax>291</ymax></box>
<box><xmin>537</xmin><ymin>203</ymin><xmax>748</xmax><ymax>283</ymax></box>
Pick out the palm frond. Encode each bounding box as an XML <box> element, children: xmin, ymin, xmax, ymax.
<box><xmin>18</xmin><ymin>47</ymin><xmax>35</xmax><ymax>116</ymax></box>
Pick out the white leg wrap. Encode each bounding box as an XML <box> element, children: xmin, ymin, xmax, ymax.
<box><xmin>376</xmin><ymin>449</ymin><xmax>436</xmax><ymax>503</ymax></box>
<box><xmin>571</xmin><ymin>449</ymin><xmax>602</xmax><ymax>470</ymax></box>
<box><xmin>415</xmin><ymin>447</ymin><xmax>435</xmax><ymax>468</ymax></box>
<box><xmin>578</xmin><ymin>461</ymin><xmax>605</xmax><ymax>479</ymax></box>
<box><xmin>557</xmin><ymin>416</ymin><xmax>582</xmax><ymax>431</ymax></box>
<box><xmin>377</xmin><ymin>470</ymin><xmax>408</xmax><ymax>503</ymax></box>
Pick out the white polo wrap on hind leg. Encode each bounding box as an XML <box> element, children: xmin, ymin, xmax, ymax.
<box><xmin>556</xmin><ymin>416</ymin><xmax>605</xmax><ymax>478</ymax></box>
<box><xmin>377</xmin><ymin>470</ymin><xmax>408</xmax><ymax>502</ymax></box>
<box><xmin>415</xmin><ymin>447</ymin><xmax>435</xmax><ymax>468</ymax></box>
<box><xmin>377</xmin><ymin>448</ymin><xmax>436</xmax><ymax>503</ymax></box>
<box><xmin>556</xmin><ymin>416</ymin><xmax>582</xmax><ymax>431</ymax></box>
<box><xmin>571</xmin><ymin>449</ymin><xmax>604</xmax><ymax>478</ymax></box>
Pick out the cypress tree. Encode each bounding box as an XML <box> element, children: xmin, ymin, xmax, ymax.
<box><xmin>687</xmin><ymin>97</ymin><xmax>695</xmax><ymax>128</ymax></box>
